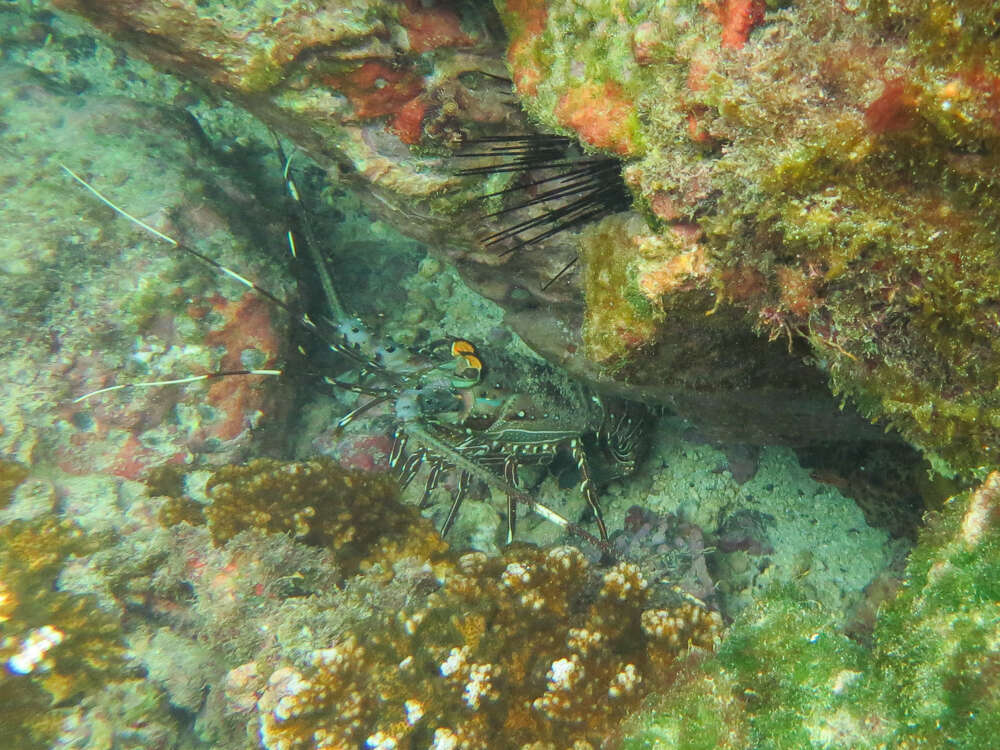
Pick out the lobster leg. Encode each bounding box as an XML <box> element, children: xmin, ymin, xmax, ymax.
<box><xmin>397</xmin><ymin>450</ymin><xmax>425</xmax><ymax>489</ymax></box>
<box><xmin>405</xmin><ymin>423</ymin><xmax>614</xmax><ymax>557</ymax></box>
<box><xmin>440</xmin><ymin>470</ymin><xmax>471</xmax><ymax>538</ymax></box>
<box><xmin>389</xmin><ymin>431</ymin><xmax>407</xmax><ymax>470</ymax></box>
<box><xmin>503</xmin><ymin>455</ymin><xmax>520</xmax><ymax>545</ymax></box>
<box><xmin>63</xmin><ymin>159</ymin><xmax>624</xmax><ymax>560</ymax></box>
<box><xmin>570</xmin><ymin>438</ymin><xmax>609</xmax><ymax>542</ymax></box>
<box><xmin>419</xmin><ymin>461</ymin><xmax>443</xmax><ymax>509</ymax></box>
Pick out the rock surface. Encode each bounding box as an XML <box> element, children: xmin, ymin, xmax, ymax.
<box><xmin>47</xmin><ymin>0</ymin><xmax>890</xmax><ymax>448</ymax></box>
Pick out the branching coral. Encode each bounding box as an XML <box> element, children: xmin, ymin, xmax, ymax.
<box><xmin>256</xmin><ymin>544</ymin><xmax>722</xmax><ymax>749</ymax></box>
<box><xmin>159</xmin><ymin>456</ymin><xmax>447</xmax><ymax>576</ymax></box>
<box><xmin>0</xmin><ymin>513</ymin><xmax>126</xmax><ymax>748</ymax></box>
<box><xmin>150</xmin><ymin>457</ymin><xmax>724</xmax><ymax>747</ymax></box>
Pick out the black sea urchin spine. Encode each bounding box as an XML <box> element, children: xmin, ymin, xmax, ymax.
<box><xmin>456</xmin><ymin>134</ymin><xmax>631</xmax><ymax>287</ymax></box>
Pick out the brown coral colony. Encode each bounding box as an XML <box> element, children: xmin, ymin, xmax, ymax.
<box><xmin>152</xmin><ymin>458</ymin><xmax>722</xmax><ymax>749</ymax></box>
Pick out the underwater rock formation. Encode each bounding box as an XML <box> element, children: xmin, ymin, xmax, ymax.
<box><xmin>0</xmin><ymin>61</ymin><xmax>295</xmax><ymax>478</ymax></box>
<box><xmin>496</xmin><ymin>0</ymin><xmax>1000</xmax><ymax>474</ymax></box>
<box><xmin>622</xmin><ymin>471</ymin><xmax>1000</xmax><ymax>748</ymax></box>
<box><xmin>8</xmin><ymin>4</ymin><xmax>998</xmax><ymax>747</ymax></box>
<box><xmin>46</xmin><ymin>0</ymin><xmax>888</xmax><ymax>448</ymax></box>
<box><xmin>46</xmin><ymin>0</ymin><xmax>510</xmax><ymax>245</ymax></box>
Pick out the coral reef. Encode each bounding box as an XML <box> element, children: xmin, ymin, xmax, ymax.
<box><xmin>0</xmin><ymin>508</ymin><xmax>127</xmax><ymax>748</ymax></box>
<box><xmin>4</xmin><ymin>3</ymin><xmax>998</xmax><ymax>747</ymax></box>
<box><xmin>622</xmin><ymin>471</ymin><xmax>1000</xmax><ymax>748</ymax></box>
<box><xmin>159</xmin><ymin>456</ymin><xmax>448</xmax><ymax>575</ymax></box>
<box><xmin>496</xmin><ymin>0</ymin><xmax>1000</xmax><ymax>474</ymax></box>
<box><xmin>257</xmin><ymin>545</ymin><xmax>722</xmax><ymax>750</ymax></box>
<box><xmin>117</xmin><ymin>456</ymin><xmax>724</xmax><ymax>748</ymax></box>
<box><xmin>0</xmin><ymin>60</ymin><xmax>295</xmax><ymax>478</ymax></box>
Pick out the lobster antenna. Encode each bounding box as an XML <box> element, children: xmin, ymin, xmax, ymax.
<box><xmin>62</xmin><ymin>164</ymin><xmax>179</xmax><ymax>246</ymax></box>
<box><xmin>60</xmin><ymin>164</ymin><xmax>389</xmax><ymax>377</ymax></box>
<box><xmin>272</xmin><ymin>135</ymin><xmax>349</xmax><ymax>323</ymax></box>
<box><xmin>72</xmin><ymin>370</ymin><xmax>283</xmax><ymax>403</ymax></box>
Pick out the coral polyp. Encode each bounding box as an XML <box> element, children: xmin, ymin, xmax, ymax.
<box><xmin>256</xmin><ymin>545</ymin><xmax>722</xmax><ymax>750</ymax></box>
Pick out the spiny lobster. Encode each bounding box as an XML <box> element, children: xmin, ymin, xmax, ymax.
<box><xmin>63</xmin><ymin>144</ymin><xmax>648</xmax><ymax>556</ymax></box>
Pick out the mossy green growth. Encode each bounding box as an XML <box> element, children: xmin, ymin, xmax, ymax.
<box><xmin>624</xmin><ymin>472</ymin><xmax>1000</xmax><ymax>749</ymax></box>
<box><xmin>0</xmin><ymin>459</ymin><xmax>28</xmax><ymax>509</ymax></box>
<box><xmin>625</xmin><ymin>586</ymin><xmax>885</xmax><ymax>750</ymax></box>
<box><xmin>683</xmin><ymin>2</ymin><xmax>1000</xmax><ymax>475</ymax></box>
<box><xmin>241</xmin><ymin>49</ymin><xmax>286</xmax><ymax>93</ymax></box>
<box><xmin>579</xmin><ymin>214</ymin><xmax>662</xmax><ymax>367</ymax></box>
<box><xmin>499</xmin><ymin>0</ymin><xmax>1000</xmax><ymax>474</ymax></box>
<box><xmin>873</xmin><ymin>473</ymin><xmax>1000</xmax><ymax>746</ymax></box>
<box><xmin>494</xmin><ymin>0</ymin><xmax>663</xmax><ymax>156</ymax></box>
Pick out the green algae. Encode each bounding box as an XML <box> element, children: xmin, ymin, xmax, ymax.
<box><xmin>623</xmin><ymin>473</ymin><xmax>1000</xmax><ymax>749</ymax></box>
<box><xmin>241</xmin><ymin>48</ymin><xmax>286</xmax><ymax>93</ymax></box>
<box><xmin>496</xmin><ymin>0</ymin><xmax>1000</xmax><ymax>475</ymax></box>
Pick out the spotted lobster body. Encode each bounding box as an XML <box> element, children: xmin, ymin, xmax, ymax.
<box><xmin>64</xmin><ymin>151</ymin><xmax>649</xmax><ymax>555</ymax></box>
<box><xmin>366</xmin><ymin>341</ymin><xmax>649</xmax><ymax>544</ymax></box>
